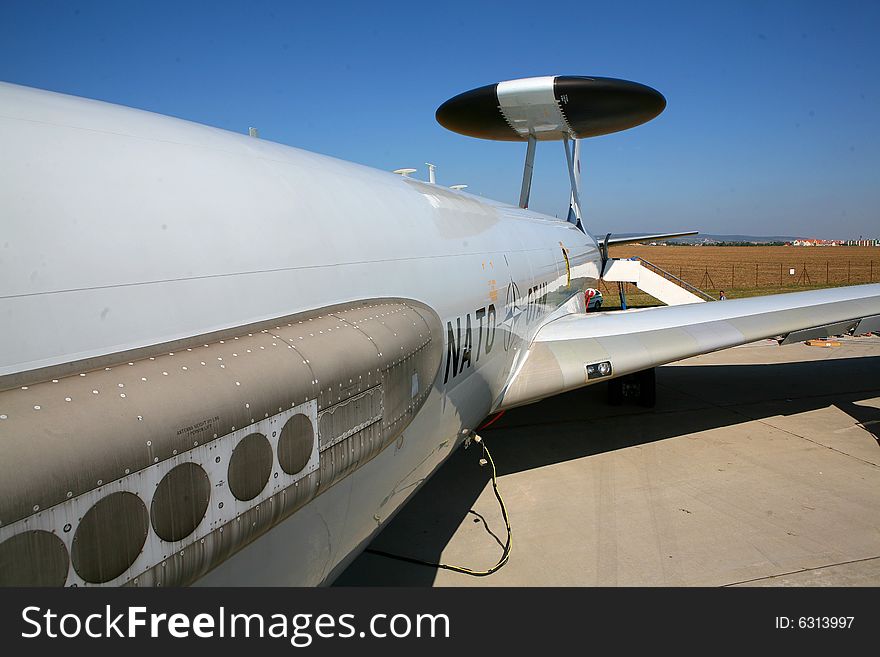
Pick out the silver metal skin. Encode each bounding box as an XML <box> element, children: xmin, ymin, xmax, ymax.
<box><xmin>606</xmin><ymin>231</ymin><xmax>699</xmax><ymax>246</ymax></box>
<box><xmin>500</xmin><ymin>285</ymin><xmax>880</xmax><ymax>409</ymax></box>
<box><xmin>496</xmin><ymin>76</ymin><xmax>574</xmax><ymax>141</ymax></box>
<box><xmin>518</xmin><ymin>135</ymin><xmax>537</xmax><ymax>209</ymax></box>
<box><xmin>562</xmin><ymin>137</ymin><xmax>582</xmax><ymax>226</ymax></box>
<box><xmin>1</xmin><ymin>80</ymin><xmax>878</xmax><ymax>587</ymax></box>
<box><xmin>0</xmin><ymin>81</ymin><xmax>596</xmax><ymax>586</ymax></box>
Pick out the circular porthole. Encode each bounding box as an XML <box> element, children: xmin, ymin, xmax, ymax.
<box><xmin>227</xmin><ymin>433</ymin><xmax>272</xmax><ymax>501</ymax></box>
<box><xmin>277</xmin><ymin>414</ymin><xmax>313</xmax><ymax>475</ymax></box>
<box><xmin>151</xmin><ymin>462</ymin><xmax>211</xmax><ymax>542</ymax></box>
<box><xmin>0</xmin><ymin>530</ymin><xmax>69</xmax><ymax>586</ymax></box>
<box><xmin>71</xmin><ymin>492</ymin><xmax>149</xmax><ymax>583</ymax></box>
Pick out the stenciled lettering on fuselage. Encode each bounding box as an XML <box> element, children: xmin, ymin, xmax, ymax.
<box><xmin>524</xmin><ymin>281</ymin><xmax>549</xmax><ymax>323</ymax></box>
<box><xmin>444</xmin><ymin>304</ymin><xmax>496</xmax><ymax>384</ymax></box>
<box><xmin>444</xmin><ymin>280</ymin><xmax>552</xmax><ymax>384</ymax></box>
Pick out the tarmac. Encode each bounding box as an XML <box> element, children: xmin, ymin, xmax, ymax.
<box><xmin>336</xmin><ymin>335</ymin><xmax>880</xmax><ymax>586</ymax></box>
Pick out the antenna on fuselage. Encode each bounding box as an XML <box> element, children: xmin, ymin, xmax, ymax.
<box><xmin>392</xmin><ymin>168</ymin><xmax>417</xmax><ymax>178</ymax></box>
<box><xmin>450</xmin><ymin>184</ymin><xmax>468</xmax><ymax>191</ymax></box>
<box><xmin>425</xmin><ymin>162</ymin><xmax>436</xmax><ymax>184</ymax></box>
<box><xmin>434</xmin><ymin>75</ymin><xmax>666</xmax><ymax>231</ymax></box>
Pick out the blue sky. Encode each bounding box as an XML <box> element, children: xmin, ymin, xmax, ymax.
<box><xmin>1</xmin><ymin>0</ymin><xmax>877</xmax><ymax>238</ymax></box>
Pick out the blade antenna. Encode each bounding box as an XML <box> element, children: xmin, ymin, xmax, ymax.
<box><xmin>518</xmin><ymin>134</ymin><xmax>537</xmax><ymax>208</ymax></box>
<box><xmin>563</xmin><ymin>135</ymin><xmax>584</xmax><ymax>232</ymax></box>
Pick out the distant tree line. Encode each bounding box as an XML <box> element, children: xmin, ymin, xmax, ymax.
<box><xmin>665</xmin><ymin>241</ymin><xmax>789</xmax><ymax>247</ymax></box>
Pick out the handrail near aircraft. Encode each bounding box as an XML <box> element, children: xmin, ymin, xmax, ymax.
<box><xmin>635</xmin><ymin>257</ymin><xmax>717</xmax><ymax>301</ymax></box>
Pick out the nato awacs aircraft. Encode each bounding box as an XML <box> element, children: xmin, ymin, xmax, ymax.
<box><xmin>1</xmin><ymin>76</ymin><xmax>878</xmax><ymax>587</ymax></box>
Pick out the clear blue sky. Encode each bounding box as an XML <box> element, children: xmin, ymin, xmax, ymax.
<box><xmin>1</xmin><ymin>0</ymin><xmax>878</xmax><ymax>239</ymax></box>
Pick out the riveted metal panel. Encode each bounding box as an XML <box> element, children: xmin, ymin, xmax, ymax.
<box><xmin>319</xmin><ymin>423</ymin><xmax>382</xmax><ymax>489</ymax></box>
<box><xmin>0</xmin><ymin>330</ymin><xmax>315</xmax><ymax>527</ymax></box>
<box><xmin>269</xmin><ymin>313</ymin><xmax>382</xmax><ymax>412</ymax></box>
<box><xmin>2</xmin><ymin>399</ymin><xmax>320</xmax><ymax>587</ymax></box>
<box><xmin>383</xmin><ymin>341</ymin><xmax>440</xmax><ymax>435</ymax></box>
<box><xmin>318</xmin><ymin>386</ymin><xmax>382</xmax><ymax>451</ymax></box>
<box><xmin>332</xmin><ymin>302</ymin><xmax>434</xmax><ymax>371</ymax></box>
<box><xmin>127</xmin><ymin>470</ymin><xmax>322</xmax><ymax>587</ymax></box>
<box><xmin>0</xmin><ymin>297</ymin><xmax>442</xmax><ymax>587</ymax></box>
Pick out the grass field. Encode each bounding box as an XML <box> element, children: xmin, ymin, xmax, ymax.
<box><xmin>601</xmin><ymin>245</ymin><xmax>880</xmax><ymax>308</ymax></box>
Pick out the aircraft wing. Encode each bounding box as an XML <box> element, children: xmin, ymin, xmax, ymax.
<box><xmin>605</xmin><ymin>231</ymin><xmax>698</xmax><ymax>246</ymax></box>
<box><xmin>499</xmin><ymin>284</ymin><xmax>880</xmax><ymax>409</ymax></box>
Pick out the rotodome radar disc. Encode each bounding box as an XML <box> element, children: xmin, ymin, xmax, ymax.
<box><xmin>436</xmin><ymin>75</ymin><xmax>666</xmax><ymax>141</ymax></box>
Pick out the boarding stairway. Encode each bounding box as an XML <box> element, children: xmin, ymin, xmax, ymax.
<box><xmin>602</xmin><ymin>257</ymin><xmax>715</xmax><ymax>306</ymax></box>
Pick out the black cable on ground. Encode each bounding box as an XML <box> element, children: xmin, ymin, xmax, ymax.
<box><xmin>365</xmin><ymin>435</ymin><xmax>511</xmax><ymax>576</ymax></box>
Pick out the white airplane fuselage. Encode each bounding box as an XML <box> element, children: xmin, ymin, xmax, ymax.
<box><xmin>0</xmin><ymin>83</ymin><xmax>599</xmax><ymax>585</ymax></box>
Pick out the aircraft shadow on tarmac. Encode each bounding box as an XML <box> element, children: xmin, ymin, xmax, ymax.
<box><xmin>334</xmin><ymin>355</ymin><xmax>880</xmax><ymax>586</ymax></box>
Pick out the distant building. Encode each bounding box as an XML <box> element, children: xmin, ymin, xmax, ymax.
<box><xmin>846</xmin><ymin>238</ymin><xmax>880</xmax><ymax>247</ymax></box>
<box><xmin>791</xmin><ymin>238</ymin><xmax>845</xmax><ymax>247</ymax></box>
